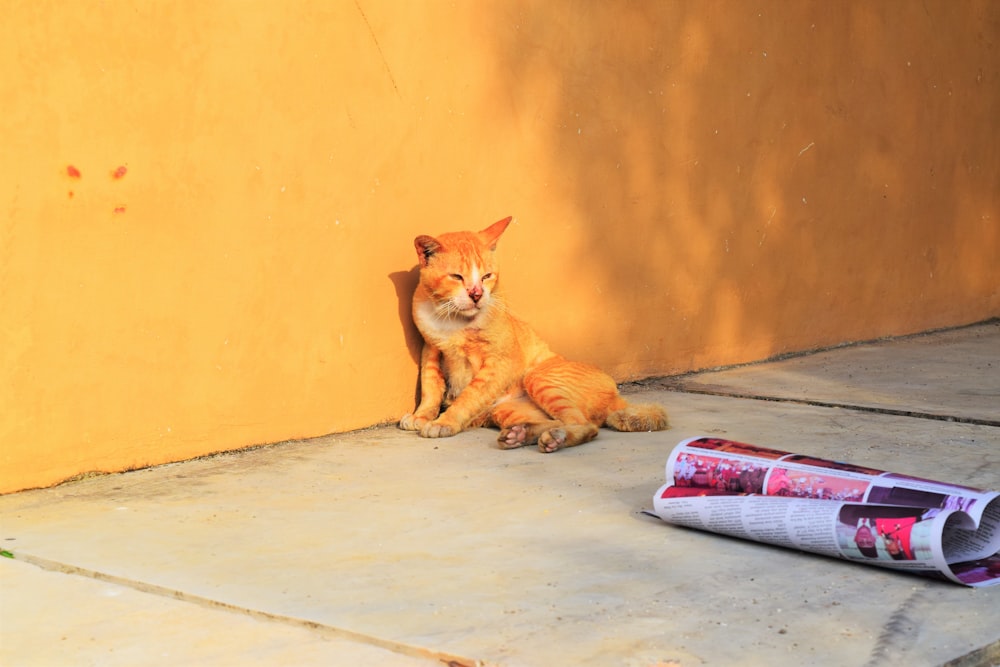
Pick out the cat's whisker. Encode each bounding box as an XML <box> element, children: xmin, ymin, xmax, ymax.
<box><xmin>436</xmin><ymin>299</ymin><xmax>465</xmax><ymax>320</ymax></box>
<box><xmin>489</xmin><ymin>294</ymin><xmax>511</xmax><ymax>314</ymax></box>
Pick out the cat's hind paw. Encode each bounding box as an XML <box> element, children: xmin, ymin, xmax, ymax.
<box><xmin>498</xmin><ymin>423</ymin><xmax>533</xmax><ymax>449</ymax></box>
<box><xmin>538</xmin><ymin>427</ymin><xmax>567</xmax><ymax>453</ymax></box>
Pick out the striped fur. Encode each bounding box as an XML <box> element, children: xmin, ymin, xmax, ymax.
<box><xmin>399</xmin><ymin>217</ymin><xmax>669</xmax><ymax>452</ymax></box>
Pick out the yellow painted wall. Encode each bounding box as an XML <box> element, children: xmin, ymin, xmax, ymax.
<box><xmin>2</xmin><ymin>1</ymin><xmax>997</xmax><ymax>493</ymax></box>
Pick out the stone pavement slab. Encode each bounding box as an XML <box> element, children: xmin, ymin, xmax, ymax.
<box><xmin>662</xmin><ymin>321</ymin><xmax>1000</xmax><ymax>426</ymax></box>
<box><xmin>1</xmin><ymin>322</ymin><xmax>999</xmax><ymax>666</ymax></box>
<box><xmin>0</xmin><ymin>556</ymin><xmax>439</xmax><ymax>667</ymax></box>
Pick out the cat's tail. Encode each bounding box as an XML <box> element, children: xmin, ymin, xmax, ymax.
<box><xmin>605</xmin><ymin>401</ymin><xmax>670</xmax><ymax>432</ymax></box>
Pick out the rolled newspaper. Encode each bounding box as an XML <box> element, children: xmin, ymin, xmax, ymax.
<box><xmin>649</xmin><ymin>437</ymin><xmax>1000</xmax><ymax>587</ymax></box>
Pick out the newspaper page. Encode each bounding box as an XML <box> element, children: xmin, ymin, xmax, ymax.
<box><xmin>649</xmin><ymin>436</ymin><xmax>1000</xmax><ymax>587</ymax></box>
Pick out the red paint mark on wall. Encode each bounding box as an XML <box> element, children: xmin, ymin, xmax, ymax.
<box><xmin>113</xmin><ymin>206</ymin><xmax>127</xmax><ymax>214</ymax></box>
<box><xmin>113</xmin><ymin>166</ymin><xmax>127</xmax><ymax>179</ymax></box>
<box><xmin>67</xmin><ymin>165</ymin><xmax>81</xmax><ymax>178</ymax></box>
<box><xmin>68</xmin><ymin>191</ymin><xmax>75</xmax><ymax>198</ymax></box>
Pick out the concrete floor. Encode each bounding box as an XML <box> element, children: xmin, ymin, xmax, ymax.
<box><xmin>2</xmin><ymin>321</ymin><xmax>998</xmax><ymax>667</ymax></box>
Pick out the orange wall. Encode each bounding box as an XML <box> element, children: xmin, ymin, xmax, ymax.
<box><xmin>2</xmin><ymin>1</ymin><xmax>997</xmax><ymax>493</ymax></box>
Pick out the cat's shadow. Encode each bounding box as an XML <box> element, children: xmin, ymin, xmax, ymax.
<box><xmin>388</xmin><ymin>266</ymin><xmax>423</xmax><ymax>366</ymax></box>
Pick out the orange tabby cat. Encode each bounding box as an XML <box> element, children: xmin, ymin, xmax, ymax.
<box><xmin>399</xmin><ymin>216</ymin><xmax>669</xmax><ymax>452</ymax></box>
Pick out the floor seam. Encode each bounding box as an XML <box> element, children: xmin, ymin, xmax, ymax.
<box><xmin>10</xmin><ymin>551</ymin><xmax>483</xmax><ymax>667</ymax></box>
<box><xmin>659</xmin><ymin>384</ymin><xmax>1000</xmax><ymax>428</ymax></box>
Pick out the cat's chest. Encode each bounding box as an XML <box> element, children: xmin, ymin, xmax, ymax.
<box><xmin>434</xmin><ymin>329</ymin><xmax>491</xmax><ymax>399</ymax></box>
<box><xmin>414</xmin><ymin>298</ymin><xmax>502</xmax><ymax>382</ymax></box>
<box><xmin>440</xmin><ymin>328</ymin><xmax>488</xmax><ymax>371</ymax></box>
<box><xmin>441</xmin><ymin>348</ymin><xmax>481</xmax><ymax>399</ymax></box>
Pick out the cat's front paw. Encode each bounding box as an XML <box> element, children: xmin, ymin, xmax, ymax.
<box><xmin>419</xmin><ymin>418</ymin><xmax>459</xmax><ymax>438</ymax></box>
<box><xmin>399</xmin><ymin>413</ymin><xmax>428</xmax><ymax>431</ymax></box>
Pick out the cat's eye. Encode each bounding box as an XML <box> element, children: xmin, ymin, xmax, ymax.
<box><xmin>449</xmin><ymin>273</ymin><xmax>463</xmax><ymax>282</ymax></box>
<box><xmin>482</xmin><ymin>273</ymin><xmax>493</xmax><ymax>280</ymax></box>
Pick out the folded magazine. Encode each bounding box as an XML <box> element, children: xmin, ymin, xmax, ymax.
<box><xmin>649</xmin><ymin>437</ymin><xmax>1000</xmax><ymax>587</ymax></box>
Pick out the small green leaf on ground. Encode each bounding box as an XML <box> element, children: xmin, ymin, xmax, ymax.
<box><xmin>0</xmin><ymin>550</ymin><xmax>14</xmax><ymax>558</ymax></box>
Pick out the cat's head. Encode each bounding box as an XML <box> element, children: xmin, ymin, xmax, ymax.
<box><xmin>413</xmin><ymin>216</ymin><xmax>512</xmax><ymax>320</ymax></box>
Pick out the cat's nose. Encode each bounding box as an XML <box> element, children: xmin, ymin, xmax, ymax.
<box><xmin>468</xmin><ymin>285</ymin><xmax>483</xmax><ymax>302</ymax></box>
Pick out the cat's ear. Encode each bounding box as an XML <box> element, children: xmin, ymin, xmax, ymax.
<box><xmin>414</xmin><ymin>235</ymin><xmax>442</xmax><ymax>267</ymax></box>
<box><xmin>479</xmin><ymin>216</ymin><xmax>513</xmax><ymax>250</ymax></box>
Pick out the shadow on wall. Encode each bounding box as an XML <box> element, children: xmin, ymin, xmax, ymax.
<box><xmin>388</xmin><ymin>266</ymin><xmax>423</xmax><ymax>406</ymax></box>
<box><xmin>480</xmin><ymin>1</ymin><xmax>998</xmax><ymax>375</ymax></box>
